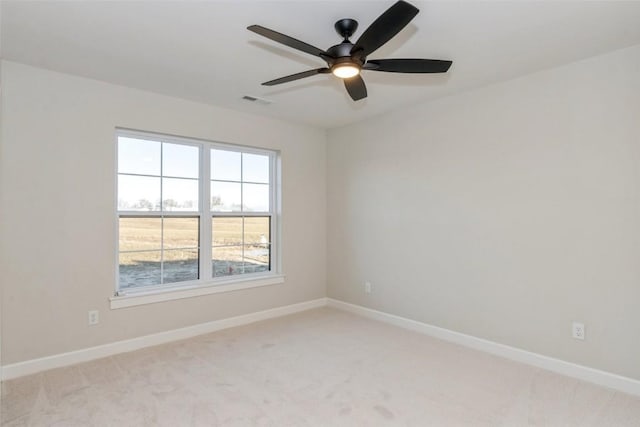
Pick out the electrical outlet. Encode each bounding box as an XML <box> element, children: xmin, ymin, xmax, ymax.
<box><xmin>88</xmin><ymin>310</ymin><xmax>99</xmax><ymax>326</ymax></box>
<box><xmin>365</xmin><ymin>281</ymin><xmax>372</xmax><ymax>294</ymax></box>
<box><xmin>572</xmin><ymin>322</ymin><xmax>585</xmax><ymax>340</ymax></box>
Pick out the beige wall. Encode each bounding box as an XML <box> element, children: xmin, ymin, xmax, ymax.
<box><xmin>0</xmin><ymin>59</ymin><xmax>3</xmax><ymax>372</ymax></box>
<box><xmin>0</xmin><ymin>61</ymin><xmax>327</xmax><ymax>365</ymax></box>
<box><xmin>327</xmin><ymin>45</ymin><xmax>640</xmax><ymax>380</ymax></box>
<box><xmin>3</xmin><ymin>42</ymin><xmax>640</xmax><ymax>381</ymax></box>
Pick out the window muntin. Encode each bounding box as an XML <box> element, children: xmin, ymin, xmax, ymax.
<box><xmin>116</xmin><ymin>131</ymin><xmax>277</xmax><ymax>294</ymax></box>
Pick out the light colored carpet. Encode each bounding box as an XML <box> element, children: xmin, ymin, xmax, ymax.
<box><xmin>2</xmin><ymin>307</ymin><xmax>640</xmax><ymax>426</ymax></box>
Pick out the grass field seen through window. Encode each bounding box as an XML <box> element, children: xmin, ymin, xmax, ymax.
<box><xmin>119</xmin><ymin>217</ymin><xmax>270</xmax><ymax>288</ymax></box>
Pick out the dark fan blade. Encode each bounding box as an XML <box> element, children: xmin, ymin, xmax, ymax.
<box><xmin>351</xmin><ymin>1</ymin><xmax>419</xmax><ymax>58</ymax></box>
<box><xmin>248</xmin><ymin>25</ymin><xmax>329</xmax><ymax>58</ymax></box>
<box><xmin>262</xmin><ymin>68</ymin><xmax>329</xmax><ymax>86</ymax></box>
<box><xmin>344</xmin><ymin>75</ymin><xmax>367</xmax><ymax>101</ymax></box>
<box><xmin>365</xmin><ymin>59</ymin><xmax>452</xmax><ymax>73</ymax></box>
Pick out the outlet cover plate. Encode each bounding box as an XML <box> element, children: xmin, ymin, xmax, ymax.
<box><xmin>572</xmin><ymin>322</ymin><xmax>585</xmax><ymax>340</ymax></box>
<box><xmin>88</xmin><ymin>310</ymin><xmax>99</xmax><ymax>326</ymax></box>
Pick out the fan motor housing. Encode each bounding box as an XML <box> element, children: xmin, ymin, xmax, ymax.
<box><xmin>326</xmin><ymin>42</ymin><xmax>362</xmax><ymax>63</ymax></box>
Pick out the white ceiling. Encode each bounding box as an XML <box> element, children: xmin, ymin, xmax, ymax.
<box><xmin>3</xmin><ymin>1</ymin><xmax>640</xmax><ymax>129</ymax></box>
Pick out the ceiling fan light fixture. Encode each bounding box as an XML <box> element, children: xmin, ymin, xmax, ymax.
<box><xmin>248</xmin><ymin>1</ymin><xmax>453</xmax><ymax>101</ymax></box>
<box><xmin>332</xmin><ymin>63</ymin><xmax>360</xmax><ymax>79</ymax></box>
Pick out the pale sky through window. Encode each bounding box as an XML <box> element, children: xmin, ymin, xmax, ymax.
<box><xmin>118</xmin><ymin>136</ymin><xmax>270</xmax><ymax>212</ymax></box>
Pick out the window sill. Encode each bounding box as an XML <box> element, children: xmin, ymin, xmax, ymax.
<box><xmin>110</xmin><ymin>274</ymin><xmax>285</xmax><ymax>309</ymax></box>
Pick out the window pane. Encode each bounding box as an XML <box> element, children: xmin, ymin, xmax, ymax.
<box><xmin>118</xmin><ymin>137</ymin><xmax>161</xmax><ymax>176</ymax></box>
<box><xmin>117</xmin><ymin>134</ymin><xmax>278</xmax><ymax>290</ymax></box>
<box><xmin>244</xmin><ymin>217</ymin><xmax>270</xmax><ymax>245</ymax></box>
<box><xmin>211</xmin><ymin>181</ymin><xmax>241</xmax><ymax>211</ymax></box>
<box><xmin>213</xmin><ymin>246</ymin><xmax>244</xmax><ymax>277</ymax></box>
<box><xmin>212</xmin><ymin>217</ymin><xmax>242</xmax><ymax>246</ymax></box>
<box><xmin>118</xmin><ymin>175</ymin><xmax>160</xmax><ymax>211</ymax></box>
<box><xmin>163</xmin><ymin>178</ymin><xmax>199</xmax><ymax>211</ymax></box>
<box><xmin>242</xmin><ymin>153</ymin><xmax>270</xmax><ymax>184</ymax></box>
<box><xmin>119</xmin><ymin>217</ymin><xmax>161</xmax><ymax>252</ymax></box>
<box><xmin>244</xmin><ymin>244</ymin><xmax>270</xmax><ymax>274</ymax></box>
<box><xmin>242</xmin><ymin>183</ymin><xmax>269</xmax><ymax>212</ymax></box>
<box><xmin>211</xmin><ymin>149</ymin><xmax>241</xmax><ymax>181</ymax></box>
<box><xmin>163</xmin><ymin>217</ymin><xmax>199</xmax><ymax>249</ymax></box>
<box><xmin>163</xmin><ymin>249</ymin><xmax>199</xmax><ymax>283</ymax></box>
<box><xmin>119</xmin><ymin>250</ymin><xmax>161</xmax><ymax>289</ymax></box>
<box><xmin>163</xmin><ymin>143</ymin><xmax>199</xmax><ymax>179</ymax></box>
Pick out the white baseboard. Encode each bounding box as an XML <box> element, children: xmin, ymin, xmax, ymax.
<box><xmin>4</xmin><ymin>296</ymin><xmax>639</xmax><ymax>398</ymax></box>
<box><xmin>1</xmin><ymin>298</ymin><xmax>327</xmax><ymax>381</ymax></box>
<box><xmin>327</xmin><ymin>298</ymin><xmax>640</xmax><ymax>397</ymax></box>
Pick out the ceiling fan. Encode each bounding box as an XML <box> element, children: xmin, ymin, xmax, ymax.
<box><xmin>247</xmin><ymin>0</ymin><xmax>452</xmax><ymax>101</ymax></box>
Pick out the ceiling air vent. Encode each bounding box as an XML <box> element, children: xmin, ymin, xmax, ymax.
<box><xmin>242</xmin><ymin>95</ymin><xmax>273</xmax><ymax>106</ymax></box>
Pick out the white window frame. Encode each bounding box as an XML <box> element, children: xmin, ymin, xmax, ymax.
<box><xmin>112</xmin><ymin>129</ymin><xmax>283</xmax><ymax>309</ymax></box>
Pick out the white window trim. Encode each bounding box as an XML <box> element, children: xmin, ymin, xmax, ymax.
<box><xmin>110</xmin><ymin>274</ymin><xmax>285</xmax><ymax>309</ymax></box>
<box><xmin>114</xmin><ymin>128</ymin><xmax>282</xmax><ymax>308</ymax></box>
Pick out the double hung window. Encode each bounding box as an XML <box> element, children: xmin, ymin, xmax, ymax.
<box><xmin>116</xmin><ymin>130</ymin><xmax>277</xmax><ymax>295</ymax></box>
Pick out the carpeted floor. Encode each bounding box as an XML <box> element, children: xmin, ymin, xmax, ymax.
<box><xmin>2</xmin><ymin>307</ymin><xmax>640</xmax><ymax>426</ymax></box>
